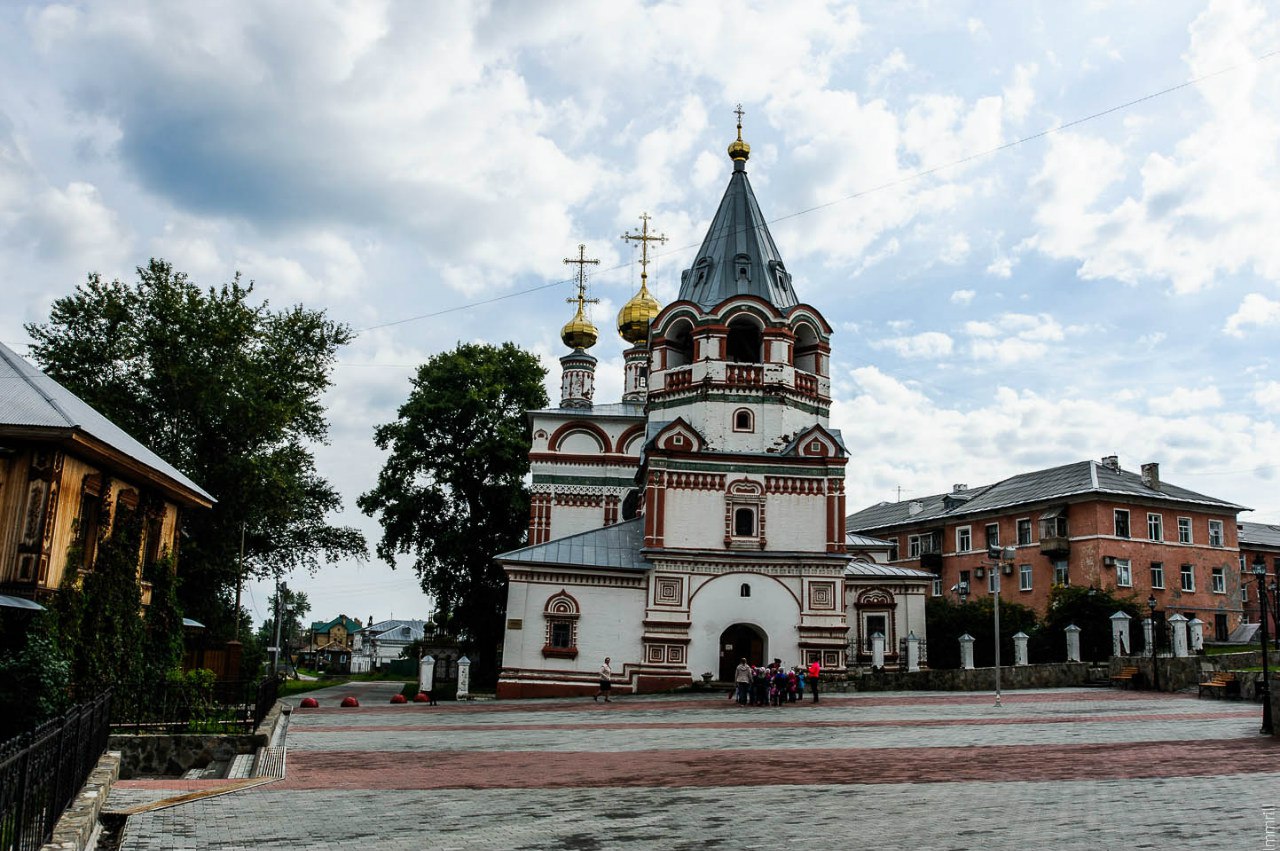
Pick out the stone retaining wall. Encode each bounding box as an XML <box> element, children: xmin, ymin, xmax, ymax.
<box><xmin>38</xmin><ymin>750</ymin><xmax>119</xmax><ymax>851</ymax></box>
<box><xmin>823</xmin><ymin>662</ymin><xmax>1099</xmax><ymax>692</ymax></box>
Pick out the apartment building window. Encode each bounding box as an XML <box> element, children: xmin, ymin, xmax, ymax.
<box><xmin>985</xmin><ymin>523</ymin><xmax>999</xmax><ymax>548</ymax></box>
<box><xmin>1115</xmin><ymin>558</ymin><xmax>1132</xmax><ymax>588</ymax></box>
<box><xmin>1180</xmin><ymin>564</ymin><xmax>1195</xmax><ymax>592</ymax></box>
<box><xmin>1178</xmin><ymin>517</ymin><xmax>1192</xmax><ymax>544</ymax></box>
<box><xmin>1242</xmin><ymin>583</ymin><xmax>1248</xmax><ymax>603</ymax></box>
<box><xmin>1053</xmin><ymin>560</ymin><xmax>1069</xmax><ymax>586</ymax></box>
<box><xmin>956</xmin><ymin>526</ymin><xmax>972</xmax><ymax>553</ymax></box>
<box><xmin>1208</xmin><ymin>520</ymin><xmax>1224</xmax><ymax>547</ymax></box>
<box><xmin>988</xmin><ymin>570</ymin><xmax>998</xmax><ymax>593</ymax></box>
<box><xmin>1147</xmin><ymin>513</ymin><xmax>1163</xmax><ymax>541</ymax></box>
<box><xmin>932</xmin><ymin>577</ymin><xmax>942</xmax><ymax>597</ymax></box>
<box><xmin>1017</xmin><ymin>518</ymin><xmax>1032</xmax><ymax>546</ymax></box>
<box><xmin>888</xmin><ymin>540</ymin><xmax>899</xmax><ymax>562</ymax></box>
<box><xmin>1114</xmin><ymin>509</ymin><xmax>1130</xmax><ymax>538</ymax></box>
<box><xmin>908</xmin><ymin>535</ymin><xmax>923</xmax><ymax>559</ymax></box>
<box><xmin>1019</xmin><ymin>563</ymin><xmax>1032</xmax><ymax>591</ymax></box>
<box><xmin>1211</xmin><ymin>567</ymin><xmax>1225</xmax><ymax>594</ymax></box>
<box><xmin>1150</xmin><ymin>562</ymin><xmax>1165</xmax><ymax>590</ymax></box>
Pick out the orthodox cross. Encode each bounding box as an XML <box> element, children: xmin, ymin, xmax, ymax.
<box><xmin>620</xmin><ymin>212</ymin><xmax>668</xmax><ymax>285</ymax></box>
<box><xmin>734</xmin><ymin>103</ymin><xmax>745</xmax><ymax>138</ymax></box>
<box><xmin>564</xmin><ymin>243</ymin><xmax>600</xmax><ymax>311</ymax></box>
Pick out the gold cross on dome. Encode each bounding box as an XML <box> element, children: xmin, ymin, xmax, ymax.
<box><xmin>620</xmin><ymin>212</ymin><xmax>668</xmax><ymax>285</ymax></box>
<box><xmin>564</xmin><ymin>243</ymin><xmax>600</xmax><ymax>309</ymax></box>
<box><xmin>734</xmin><ymin>103</ymin><xmax>745</xmax><ymax>138</ymax></box>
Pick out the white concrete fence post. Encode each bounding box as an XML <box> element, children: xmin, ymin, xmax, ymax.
<box><xmin>1188</xmin><ymin>617</ymin><xmax>1205</xmax><ymax>654</ymax></box>
<box><xmin>1142</xmin><ymin>617</ymin><xmax>1155</xmax><ymax>656</ymax></box>
<box><xmin>906</xmin><ymin>631</ymin><xmax>921</xmax><ymax>673</ymax></box>
<box><xmin>457</xmin><ymin>655</ymin><xmax>471</xmax><ymax>700</ymax></box>
<box><xmin>419</xmin><ymin>655</ymin><xmax>436</xmax><ymax>695</ymax></box>
<box><xmin>1111</xmin><ymin>611</ymin><xmax>1132</xmax><ymax>656</ymax></box>
<box><xmin>959</xmin><ymin>633</ymin><xmax>975</xmax><ymax>670</ymax></box>
<box><xmin>1013</xmin><ymin>631</ymin><xmax>1029</xmax><ymax>667</ymax></box>
<box><xmin>871</xmin><ymin>632</ymin><xmax>885</xmax><ymax>669</ymax></box>
<box><xmin>1065</xmin><ymin>623</ymin><xmax>1082</xmax><ymax>663</ymax></box>
<box><xmin>1168</xmin><ymin>613</ymin><xmax>1189</xmax><ymax>658</ymax></box>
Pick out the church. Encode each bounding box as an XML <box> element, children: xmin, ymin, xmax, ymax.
<box><xmin>496</xmin><ymin>116</ymin><xmax>930</xmax><ymax>698</ymax></box>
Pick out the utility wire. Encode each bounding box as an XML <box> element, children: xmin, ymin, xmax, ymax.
<box><xmin>356</xmin><ymin>47</ymin><xmax>1280</xmax><ymax>333</ymax></box>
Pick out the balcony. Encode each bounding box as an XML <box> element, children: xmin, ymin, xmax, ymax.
<box><xmin>1039</xmin><ymin>510</ymin><xmax>1069</xmax><ymax>557</ymax></box>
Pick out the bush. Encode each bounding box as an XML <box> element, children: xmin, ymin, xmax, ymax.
<box><xmin>0</xmin><ymin>611</ymin><xmax>70</xmax><ymax>740</ymax></box>
<box><xmin>925</xmin><ymin>595</ymin><xmax>1040</xmax><ymax>669</ymax></box>
<box><xmin>1030</xmin><ymin>586</ymin><xmax>1145</xmax><ymax>662</ymax></box>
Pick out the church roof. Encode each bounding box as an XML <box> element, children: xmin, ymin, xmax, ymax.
<box><xmin>677</xmin><ymin>158</ymin><xmax>798</xmax><ymax>310</ymax></box>
<box><xmin>846</xmin><ymin>532</ymin><xmax>895</xmax><ymax>549</ymax></box>
<box><xmin>530</xmin><ymin>402</ymin><xmax>646</xmax><ymax>419</ymax></box>
<box><xmin>846</xmin><ymin>459</ymin><xmax>1244</xmax><ymax>533</ymax></box>
<box><xmin>0</xmin><ymin>341</ymin><xmax>213</xmax><ymax>506</ymax></box>
<box><xmin>496</xmin><ymin>517</ymin><xmax>650</xmax><ymax>572</ymax></box>
<box><xmin>844</xmin><ymin>559</ymin><xmax>934</xmax><ymax>579</ymax></box>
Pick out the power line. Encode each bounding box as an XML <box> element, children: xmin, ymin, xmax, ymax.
<box><xmin>356</xmin><ymin>47</ymin><xmax>1280</xmax><ymax>333</ymax></box>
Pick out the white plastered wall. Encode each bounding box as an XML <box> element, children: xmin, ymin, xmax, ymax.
<box><xmin>686</xmin><ymin>572</ymin><xmax>802</xmax><ymax>675</ymax></box>
<box><xmin>503</xmin><ymin>576</ymin><xmax>646</xmax><ymax>673</ymax></box>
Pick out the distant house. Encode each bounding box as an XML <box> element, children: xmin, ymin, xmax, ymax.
<box><xmin>1238</xmin><ymin>521</ymin><xmax>1280</xmax><ymax>637</ymax></box>
<box><xmin>0</xmin><ymin>342</ymin><xmax>213</xmax><ymax>605</ymax></box>
<box><xmin>847</xmin><ymin>457</ymin><xmax>1247</xmax><ymax>642</ymax></box>
<box><xmin>304</xmin><ymin>614</ymin><xmax>362</xmax><ymax>671</ymax></box>
<box><xmin>350</xmin><ymin>618</ymin><xmax>427</xmax><ymax>672</ymax></box>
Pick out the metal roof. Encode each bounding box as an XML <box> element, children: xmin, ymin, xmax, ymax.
<box><xmin>361</xmin><ymin>619</ymin><xmax>428</xmax><ymax>641</ymax></box>
<box><xmin>844</xmin><ymin>560</ymin><xmax>934</xmax><ymax>579</ymax></box>
<box><xmin>846</xmin><ymin>532</ymin><xmax>895</xmax><ymax>549</ymax></box>
<box><xmin>846</xmin><ymin>460</ymin><xmax>1244</xmax><ymax>533</ymax></box>
<box><xmin>530</xmin><ymin>402</ymin><xmax>646</xmax><ymax>419</ymax></box>
<box><xmin>497</xmin><ymin>518</ymin><xmax>650</xmax><ymax>572</ymax></box>
<box><xmin>677</xmin><ymin>162</ymin><xmax>798</xmax><ymax>310</ymax></box>
<box><xmin>1240</xmin><ymin>522</ymin><xmax>1280</xmax><ymax>549</ymax></box>
<box><xmin>0</xmin><ymin>341</ymin><xmax>214</xmax><ymax>504</ymax></box>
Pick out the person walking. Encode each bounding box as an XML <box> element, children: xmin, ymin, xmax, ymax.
<box><xmin>734</xmin><ymin>658</ymin><xmax>752</xmax><ymax>705</ymax></box>
<box><xmin>808</xmin><ymin>659</ymin><xmax>821</xmax><ymax>703</ymax></box>
<box><xmin>595</xmin><ymin>657</ymin><xmax>613</xmax><ymax>703</ymax></box>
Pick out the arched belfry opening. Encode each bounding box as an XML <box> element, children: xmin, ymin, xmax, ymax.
<box><xmin>726</xmin><ymin>317</ymin><xmax>762</xmax><ymax>363</ymax></box>
<box><xmin>667</xmin><ymin>319</ymin><xmax>694</xmax><ymax>368</ymax></box>
<box><xmin>794</xmin><ymin>322</ymin><xmax>820</xmax><ymax>374</ymax></box>
<box><xmin>718</xmin><ymin>623</ymin><xmax>766</xmax><ymax>681</ymax></box>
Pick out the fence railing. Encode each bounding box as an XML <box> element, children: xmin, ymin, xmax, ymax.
<box><xmin>111</xmin><ymin>677</ymin><xmax>279</xmax><ymax>735</ymax></box>
<box><xmin>0</xmin><ymin>691</ymin><xmax>112</xmax><ymax>851</ymax></box>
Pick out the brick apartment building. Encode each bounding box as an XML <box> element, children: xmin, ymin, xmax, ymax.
<box><xmin>846</xmin><ymin>457</ymin><xmax>1247</xmax><ymax>641</ymax></box>
<box><xmin>1238</xmin><ymin>521</ymin><xmax>1280</xmax><ymax>637</ymax></box>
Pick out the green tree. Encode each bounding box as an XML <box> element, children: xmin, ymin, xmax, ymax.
<box><xmin>256</xmin><ymin>584</ymin><xmax>311</xmax><ymax>658</ymax></box>
<box><xmin>0</xmin><ymin>611</ymin><xmax>70</xmax><ymax>740</ymax></box>
<box><xmin>925</xmin><ymin>594</ymin><xmax>1041</xmax><ymax>669</ymax></box>
<box><xmin>1031</xmin><ymin>585</ymin><xmax>1144</xmax><ymax>662</ymax></box>
<box><xmin>27</xmin><ymin>259</ymin><xmax>366</xmax><ymax>638</ymax></box>
<box><xmin>359</xmin><ymin>343</ymin><xmax>547</xmax><ymax>684</ymax></box>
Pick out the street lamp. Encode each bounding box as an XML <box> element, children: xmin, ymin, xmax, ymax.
<box><xmin>1253</xmin><ymin>557</ymin><xmax>1273</xmax><ymax>735</ymax></box>
<box><xmin>988</xmin><ymin>545</ymin><xmax>1017</xmax><ymax>707</ymax></box>
<box><xmin>952</xmin><ymin>580</ymin><xmax>970</xmax><ymax>604</ymax></box>
<box><xmin>1147</xmin><ymin>594</ymin><xmax>1160</xmax><ymax>693</ymax></box>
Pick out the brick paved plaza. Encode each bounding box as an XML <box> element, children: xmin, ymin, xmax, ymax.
<box><xmin>104</xmin><ymin>681</ymin><xmax>1279</xmax><ymax>850</ymax></box>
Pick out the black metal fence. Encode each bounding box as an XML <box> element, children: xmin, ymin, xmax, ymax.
<box><xmin>111</xmin><ymin>677</ymin><xmax>279</xmax><ymax>735</ymax></box>
<box><xmin>0</xmin><ymin>691</ymin><xmax>112</xmax><ymax>851</ymax></box>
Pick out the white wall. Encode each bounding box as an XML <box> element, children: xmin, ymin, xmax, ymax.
<box><xmin>503</xmin><ymin>579</ymin><xmax>646</xmax><ymax>674</ymax></box>
<box><xmin>686</xmin><ymin>572</ymin><xmax>802</xmax><ymax>675</ymax></box>
<box><xmin>766</xmin><ymin>494</ymin><xmax>826</xmax><ymax>550</ymax></box>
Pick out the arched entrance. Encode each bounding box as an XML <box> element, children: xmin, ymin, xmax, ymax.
<box><xmin>718</xmin><ymin>623</ymin><xmax>766</xmax><ymax>681</ymax></box>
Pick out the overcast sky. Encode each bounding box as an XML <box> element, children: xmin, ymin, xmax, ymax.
<box><xmin>3</xmin><ymin>1</ymin><xmax>1279</xmax><ymax>629</ymax></box>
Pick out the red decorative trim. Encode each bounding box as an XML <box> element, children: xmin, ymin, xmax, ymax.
<box><xmin>548</xmin><ymin>421</ymin><xmax>613</xmax><ymax>454</ymax></box>
<box><xmin>554</xmin><ymin>493</ymin><xmax>604</xmax><ymax>508</ymax></box>
<box><xmin>616</xmin><ymin>424</ymin><xmax>646</xmax><ymax>455</ymax></box>
<box><xmin>667</xmin><ymin>472</ymin><xmax>726</xmax><ymax>491</ymax></box>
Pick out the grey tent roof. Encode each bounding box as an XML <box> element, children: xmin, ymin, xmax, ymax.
<box><xmin>497</xmin><ymin>517</ymin><xmax>650</xmax><ymax>572</ymax></box>
<box><xmin>846</xmin><ymin>459</ymin><xmax>1244</xmax><ymax>533</ymax></box>
<box><xmin>0</xmin><ymin>342</ymin><xmax>213</xmax><ymax>505</ymax></box>
<box><xmin>1240</xmin><ymin>522</ymin><xmax>1280</xmax><ymax>549</ymax></box>
<box><xmin>677</xmin><ymin>160</ymin><xmax>798</xmax><ymax>310</ymax></box>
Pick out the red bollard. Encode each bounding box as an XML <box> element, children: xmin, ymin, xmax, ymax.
<box><xmin>390</xmin><ymin>694</ymin><xmax>407</xmax><ymax>704</ymax></box>
<box><xmin>299</xmin><ymin>697</ymin><xmax>319</xmax><ymax>708</ymax></box>
<box><xmin>340</xmin><ymin>696</ymin><xmax>359</xmax><ymax>707</ymax></box>
<box><xmin>413</xmin><ymin>692</ymin><xmax>431</xmax><ymax>703</ymax></box>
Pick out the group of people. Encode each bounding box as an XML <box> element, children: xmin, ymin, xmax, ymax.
<box><xmin>732</xmin><ymin>658</ymin><xmax>820</xmax><ymax>706</ymax></box>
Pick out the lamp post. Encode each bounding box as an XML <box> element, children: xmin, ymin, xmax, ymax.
<box><xmin>988</xmin><ymin>545</ymin><xmax>1016</xmax><ymax>708</ymax></box>
<box><xmin>1147</xmin><ymin>594</ymin><xmax>1160</xmax><ymax>693</ymax></box>
<box><xmin>1253</xmin><ymin>557</ymin><xmax>1273</xmax><ymax>735</ymax></box>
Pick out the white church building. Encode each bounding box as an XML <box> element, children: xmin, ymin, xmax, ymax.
<box><xmin>496</xmin><ymin>118</ymin><xmax>929</xmax><ymax>698</ymax></box>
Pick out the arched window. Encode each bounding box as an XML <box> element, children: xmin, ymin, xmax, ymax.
<box><xmin>542</xmin><ymin>591</ymin><xmax>580</xmax><ymax>659</ymax></box>
<box><xmin>740</xmin><ymin>583</ymin><xmax>751</xmax><ymax>598</ymax></box>
<box><xmin>734</xmin><ymin>507</ymin><xmax>756</xmax><ymax>537</ymax></box>
<box><xmin>726</xmin><ymin>317</ymin><xmax>762</xmax><ymax>363</ymax></box>
<box><xmin>733</xmin><ymin>408</ymin><xmax>754</xmax><ymax>432</ymax></box>
<box><xmin>794</xmin><ymin>322</ymin><xmax>820</xmax><ymax>374</ymax></box>
<box><xmin>666</xmin><ymin>320</ymin><xmax>694</xmax><ymax>368</ymax></box>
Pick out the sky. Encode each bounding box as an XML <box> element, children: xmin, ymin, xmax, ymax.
<box><xmin>2</xmin><ymin>1</ymin><xmax>1279</xmax><ymax>629</ymax></box>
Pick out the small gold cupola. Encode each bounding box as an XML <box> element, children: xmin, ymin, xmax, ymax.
<box><xmin>727</xmin><ymin>103</ymin><xmax>750</xmax><ymax>163</ymax></box>
<box><xmin>561</xmin><ymin>243</ymin><xmax>600</xmax><ymax>350</ymax></box>
<box><xmin>618</xmin><ymin>212</ymin><xmax>667</xmax><ymax>344</ymax></box>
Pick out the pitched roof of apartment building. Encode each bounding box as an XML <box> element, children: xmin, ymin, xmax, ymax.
<box><xmin>1239</xmin><ymin>521</ymin><xmax>1280</xmax><ymax>550</ymax></box>
<box><xmin>847</xmin><ymin>458</ymin><xmax>1246</xmax><ymax>534</ymax></box>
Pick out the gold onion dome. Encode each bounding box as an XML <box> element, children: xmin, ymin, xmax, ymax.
<box><xmin>617</xmin><ymin>281</ymin><xmax>661</xmax><ymax>344</ymax></box>
<box><xmin>728</xmin><ymin>104</ymin><xmax>750</xmax><ymax>162</ymax></box>
<box><xmin>561</xmin><ymin>304</ymin><xmax>598</xmax><ymax>350</ymax></box>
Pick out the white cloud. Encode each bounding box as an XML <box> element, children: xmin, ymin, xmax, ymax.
<box><xmin>963</xmin><ymin>312</ymin><xmax>1067</xmax><ymax>364</ymax></box>
<box><xmin>872</xmin><ymin>331</ymin><xmax>954</xmax><ymax>359</ymax></box>
<box><xmin>867</xmin><ymin>48</ymin><xmax>911</xmax><ymax>87</ymax></box>
<box><xmin>1002</xmin><ymin>63</ymin><xmax>1037</xmax><ymax>123</ymax></box>
<box><xmin>950</xmin><ymin>289</ymin><xmax>976</xmax><ymax>305</ymax></box>
<box><xmin>985</xmin><ymin>254</ymin><xmax>1013</xmax><ymax>278</ymax></box>
<box><xmin>1148</xmin><ymin>386</ymin><xmax>1224</xmax><ymax>415</ymax></box>
<box><xmin>1224</xmin><ymin>293</ymin><xmax>1280</xmax><ymax>337</ymax></box>
<box><xmin>1254</xmin><ymin>381</ymin><xmax>1280</xmax><ymax>407</ymax></box>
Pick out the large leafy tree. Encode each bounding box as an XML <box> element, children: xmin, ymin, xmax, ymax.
<box><xmin>359</xmin><ymin>343</ymin><xmax>547</xmax><ymax>683</ymax></box>
<box><xmin>27</xmin><ymin>259</ymin><xmax>366</xmax><ymax>638</ymax></box>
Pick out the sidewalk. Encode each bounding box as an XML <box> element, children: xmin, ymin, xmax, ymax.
<box><xmin>105</xmin><ymin>687</ymin><xmax>1279</xmax><ymax>850</ymax></box>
